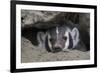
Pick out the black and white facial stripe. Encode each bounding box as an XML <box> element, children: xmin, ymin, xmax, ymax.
<box><xmin>63</xmin><ymin>27</ymin><xmax>80</xmax><ymax>51</ymax></box>
<box><xmin>46</xmin><ymin>25</ymin><xmax>80</xmax><ymax>52</ymax></box>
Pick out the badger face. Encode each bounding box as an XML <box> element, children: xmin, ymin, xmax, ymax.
<box><xmin>46</xmin><ymin>25</ymin><xmax>79</xmax><ymax>53</ymax></box>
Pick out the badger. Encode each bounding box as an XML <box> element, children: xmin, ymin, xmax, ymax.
<box><xmin>44</xmin><ymin>24</ymin><xmax>80</xmax><ymax>53</ymax></box>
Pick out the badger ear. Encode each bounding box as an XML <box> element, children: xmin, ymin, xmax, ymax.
<box><xmin>37</xmin><ymin>32</ymin><xmax>46</xmax><ymax>48</ymax></box>
<box><xmin>71</xmin><ymin>27</ymin><xmax>80</xmax><ymax>48</ymax></box>
<box><xmin>37</xmin><ymin>32</ymin><xmax>45</xmax><ymax>41</ymax></box>
<box><xmin>72</xmin><ymin>27</ymin><xmax>79</xmax><ymax>39</ymax></box>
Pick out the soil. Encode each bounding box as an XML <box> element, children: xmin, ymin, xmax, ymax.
<box><xmin>21</xmin><ymin>37</ymin><xmax>90</xmax><ymax>63</ymax></box>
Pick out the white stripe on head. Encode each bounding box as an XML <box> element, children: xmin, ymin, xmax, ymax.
<box><xmin>56</xmin><ymin>27</ymin><xmax>59</xmax><ymax>39</ymax></box>
<box><xmin>63</xmin><ymin>28</ymin><xmax>71</xmax><ymax>51</ymax></box>
<box><xmin>56</xmin><ymin>27</ymin><xmax>59</xmax><ymax>34</ymax></box>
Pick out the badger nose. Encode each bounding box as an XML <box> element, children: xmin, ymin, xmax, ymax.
<box><xmin>54</xmin><ymin>44</ymin><xmax>62</xmax><ymax>50</ymax></box>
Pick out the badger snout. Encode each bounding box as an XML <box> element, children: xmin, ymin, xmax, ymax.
<box><xmin>52</xmin><ymin>43</ymin><xmax>62</xmax><ymax>52</ymax></box>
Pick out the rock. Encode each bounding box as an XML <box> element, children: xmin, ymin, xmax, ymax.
<box><xmin>21</xmin><ymin>10</ymin><xmax>90</xmax><ymax>30</ymax></box>
<box><xmin>21</xmin><ymin>10</ymin><xmax>60</xmax><ymax>28</ymax></box>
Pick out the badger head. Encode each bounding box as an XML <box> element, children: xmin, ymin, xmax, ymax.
<box><xmin>45</xmin><ymin>25</ymin><xmax>80</xmax><ymax>53</ymax></box>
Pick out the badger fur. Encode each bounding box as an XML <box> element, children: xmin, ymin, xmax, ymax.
<box><xmin>45</xmin><ymin>25</ymin><xmax>80</xmax><ymax>52</ymax></box>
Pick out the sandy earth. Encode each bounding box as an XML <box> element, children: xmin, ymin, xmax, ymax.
<box><xmin>21</xmin><ymin>37</ymin><xmax>90</xmax><ymax>63</ymax></box>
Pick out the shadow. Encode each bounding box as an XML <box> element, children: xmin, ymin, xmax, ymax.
<box><xmin>22</xmin><ymin>27</ymin><xmax>39</xmax><ymax>46</ymax></box>
<box><xmin>74</xmin><ymin>40</ymin><xmax>90</xmax><ymax>52</ymax></box>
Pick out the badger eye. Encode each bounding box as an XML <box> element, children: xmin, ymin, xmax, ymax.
<box><xmin>63</xmin><ymin>36</ymin><xmax>67</xmax><ymax>40</ymax></box>
<box><xmin>49</xmin><ymin>38</ymin><xmax>53</xmax><ymax>42</ymax></box>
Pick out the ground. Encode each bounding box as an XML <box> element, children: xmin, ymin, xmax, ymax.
<box><xmin>21</xmin><ymin>37</ymin><xmax>90</xmax><ymax>63</ymax></box>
